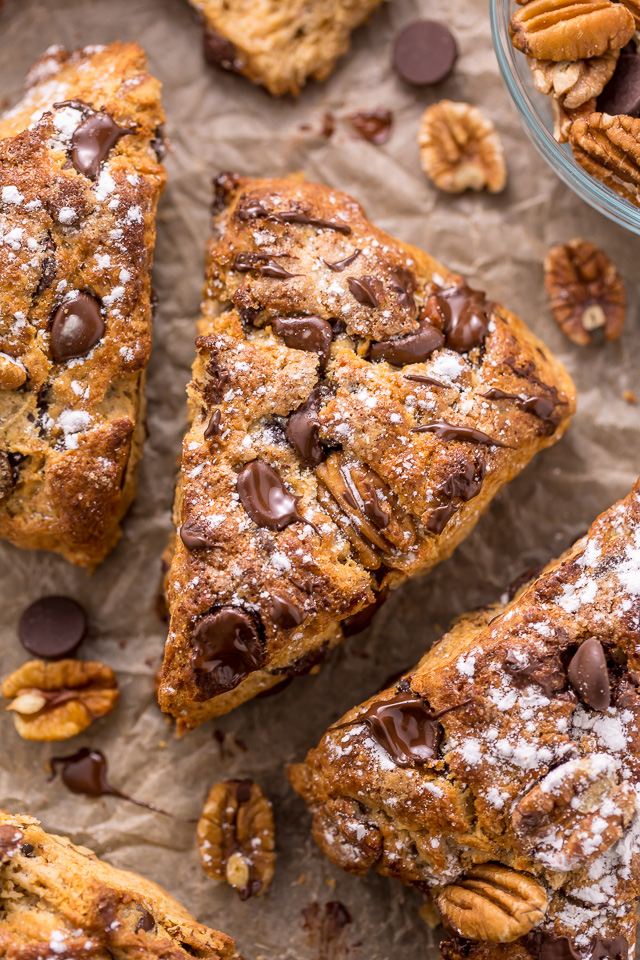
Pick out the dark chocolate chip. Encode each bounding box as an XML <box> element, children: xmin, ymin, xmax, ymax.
<box><xmin>523</xmin><ymin>931</ymin><xmax>584</xmax><ymax>960</ymax></box>
<box><xmin>324</xmin><ymin>250</ymin><xmax>361</xmax><ymax>272</ymax></box>
<box><xmin>287</xmin><ymin>387</ymin><xmax>324</xmax><ymax>467</ymax></box>
<box><xmin>237</xmin><ymin>460</ymin><xmax>307</xmax><ymax>530</ymax></box>
<box><xmin>180</xmin><ymin>517</ymin><xmax>216</xmax><ymax>550</ymax></box>
<box><xmin>393</xmin><ymin>20</ymin><xmax>458</xmax><ymax>86</ymax></box>
<box><xmin>598</xmin><ymin>53</ymin><xmax>640</xmax><ymax>118</ymax></box>
<box><xmin>136</xmin><ymin>910</ymin><xmax>156</xmax><ymax>934</ymax></box>
<box><xmin>50</xmin><ymin>292</ymin><xmax>105</xmax><ymax>362</ymax></box>
<box><xmin>482</xmin><ymin>387</ymin><xmax>560</xmax><ymax>434</ymax></box>
<box><xmin>342</xmin><ymin>587</ymin><xmax>389</xmax><ymax>637</ymax></box>
<box><xmin>18</xmin><ymin>596</ymin><xmax>87</xmax><ymax>659</ymax></box>
<box><xmin>568</xmin><ymin>638</ymin><xmax>611</xmax><ymax>711</ymax></box>
<box><xmin>49</xmin><ymin>748</ymin><xmax>172</xmax><ymax>816</ymax></box>
<box><xmin>346</xmin><ymin>691</ymin><xmax>443</xmax><ymax>767</ymax></box>
<box><xmin>204</xmin><ymin>409</ymin><xmax>222</xmax><ymax>439</ymax></box>
<box><xmin>191</xmin><ymin>606</ymin><xmax>264</xmax><ymax>697</ymax></box>
<box><xmin>412</xmin><ymin>419</ymin><xmax>511</xmax><ymax>447</ymax></box>
<box><xmin>369</xmin><ymin>320</ymin><xmax>444</xmax><ymax>366</ymax></box>
<box><xmin>55</xmin><ymin>101</ymin><xmax>131</xmax><ymax>180</ymax></box>
<box><xmin>348</xmin><ymin>109</ymin><xmax>393</xmax><ymax>144</ymax></box>
<box><xmin>504</xmin><ymin>649</ymin><xmax>566</xmax><ymax>696</ymax></box>
<box><xmin>347</xmin><ymin>276</ymin><xmax>379</xmax><ymax>308</ymax></box>
<box><xmin>20</xmin><ymin>843</ymin><xmax>35</xmax><ymax>857</ymax></box>
<box><xmin>269</xmin><ymin>591</ymin><xmax>304</xmax><ymax>629</ymax></box>
<box><xmin>203</xmin><ymin>27</ymin><xmax>245</xmax><ymax>73</ymax></box>
<box><xmin>437</xmin><ymin>284</ymin><xmax>489</xmax><ymax>353</ymax></box>
<box><xmin>272</xmin><ymin>316</ymin><xmax>333</xmax><ymax>368</ymax></box>
<box><xmin>403</xmin><ymin>373</ymin><xmax>446</xmax><ymax>388</ymax></box>
<box><xmin>272</xmin><ymin>641</ymin><xmax>330</xmax><ymax>677</ymax></box>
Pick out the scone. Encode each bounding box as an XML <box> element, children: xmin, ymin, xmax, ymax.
<box><xmin>0</xmin><ymin>810</ymin><xmax>236</xmax><ymax>958</ymax></box>
<box><xmin>289</xmin><ymin>479</ymin><xmax>640</xmax><ymax>960</ymax></box>
<box><xmin>189</xmin><ymin>0</ymin><xmax>386</xmax><ymax>96</ymax></box>
<box><xmin>0</xmin><ymin>43</ymin><xmax>166</xmax><ymax>568</ymax></box>
<box><xmin>157</xmin><ymin>174</ymin><xmax>576</xmax><ymax>731</ymax></box>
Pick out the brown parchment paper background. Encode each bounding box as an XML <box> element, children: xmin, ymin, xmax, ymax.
<box><xmin>0</xmin><ymin>0</ymin><xmax>639</xmax><ymax>957</ymax></box>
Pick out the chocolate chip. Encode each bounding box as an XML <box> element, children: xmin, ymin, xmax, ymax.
<box><xmin>287</xmin><ymin>387</ymin><xmax>324</xmax><ymax>467</ymax></box>
<box><xmin>482</xmin><ymin>388</ymin><xmax>561</xmax><ymax>435</ymax></box>
<box><xmin>204</xmin><ymin>409</ymin><xmax>222</xmax><ymax>439</ymax></box>
<box><xmin>324</xmin><ymin>250</ymin><xmax>361</xmax><ymax>272</ymax></box>
<box><xmin>269</xmin><ymin>591</ymin><xmax>304</xmax><ymax>629</ymax></box>
<box><xmin>203</xmin><ymin>27</ymin><xmax>245</xmax><ymax>73</ymax></box>
<box><xmin>55</xmin><ymin>101</ymin><xmax>131</xmax><ymax>180</ymax></box>
<box><xmin>437</xmin><ymin>285</ymin><xmax>489</xmax><ymax>353</ymax></box>
<box><xmin>344</xmin><ymin>691</ymin><xmax>443</xmax><ymax>767</ymax></box>
<box><xmin>412</xmin><ymin>419</ymin><xmax>511</xmax><ymax>448</ymax></box>
<box><xmin>598</xmin><ymin>53</ymin><xmax>640</xmax><ymax>118</ymax></box>
<box><xmin>50</xmin><ymin>292</ymin><xmax>105</xmax><ymax>362</ymax></box>
<box><xmin>393</xmin><ymin>20</ymin><xmax>458</xmax><ymax>86</ymax></box>
<box><xmin>348</xmin><ymin>276</ymin><xmax>379</xmax><ymax>308</ymax></box>
<box><xmin>191</xmin><ymin>606</ymin><xmax>264</xmax><ymax>698</ymax></box>
<box><xmin>348</xmin><ymin>109</ymin><xmax>393</xmax><ymax>144</ymax></box>
<box><xmin>369</xmin><ymin>320</ymin><xmax>444</xmax><ymax>366</ymax></box>
<box><xmin>342</xmin><ymin>587</ymin><xmax>389</xmax><ymax>637</ymax></box>
<box><xmin>180</xmin><ymin>517</ymin><xmax>216</xmax><ymax>550</ymax></box>
<box><xmin>237</xmin><ymin>460</ymin><xmax>307</xmax><ymax>530</ymax></box>
<box><xmin>18</xmin><ymin>596</ymin><xmax>87</xmax><ymax>660</ymax></box>
<box><xmin>20</xmin><ymin>843</ymin><xmax>35</xmax><ymax>857</ymax></box>
<box><xmin>272</xmin><ymin>316</ymin><xmax>333</xmax><ymax>369</ymax></box>
<box><xmin>136</xmin><ymin>910</ymin><xmax>156</xmax><ymax>934</ymax></box>
<box><xmin>568</xmin><ymin>638</ymin><xmax>611</xmax><ymax>711</ymax></box>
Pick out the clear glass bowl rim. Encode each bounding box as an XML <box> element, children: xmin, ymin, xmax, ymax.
<box><xmin>490</xmin><ymin>0</ymin><xmax>640</xmax><ymax>235</ymax></box>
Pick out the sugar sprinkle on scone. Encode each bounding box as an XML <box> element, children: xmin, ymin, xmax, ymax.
<box><xmin>157</xmin><ymin>174</ymin><xmax>576</xmax><ymax>731</ymax></box>
<box><xmin>0</xmin><ymin>42</ymin><xmax>166</xmax><ymax>568</ymax></box>
<box><xmin>289</xmin><ymin>480</ymin><xmax>640</xmax><ymax>960</ymax></box>
<box><xmin>189</xmin><ymin>0</ymin><xmax>387</xmax><ymax>96</ymax></box>
<box><xmin>0</xmin><ymin>810</ymin><xmax>236</xmax><ymax>958</ymax></box>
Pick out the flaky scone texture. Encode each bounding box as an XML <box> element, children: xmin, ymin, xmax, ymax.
<box><xmin>289</xmin><ymin>480</ymin><xmax>640</xmax><ymax>960</ymax></box>
<box><xmin>189</xmin><ymin>0</ymin><xmax>386</xmax><ymax>96</ymax></box>
<box><xmin>158</xmin><ymin>174</ymin><xmax>575</xmax><ymax>731</ymax></box>
<box><xmin>0</xmin><ymin>811</ymin><xmax>236</xmax><ymax>959</ymax></box>
<box><xmin>0</xmin><ymin>42</ymin><xmax>166</xmax><ymax>568</ymax></box>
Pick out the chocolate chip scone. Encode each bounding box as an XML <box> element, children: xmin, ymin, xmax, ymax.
<box><xmin>190</xmin><ymin>0</ymin><xmax>386</xmax><ymax>96</ymax></box>
<box><xmin>289</xmin><ymin>479</ymin><xmax>640</xmax><ymax>960</ymax></box>
<box><xmin>0</xmin><ymin>43</ymin><xmax>166</xmax><ymax>568</ymax></box>
<box><xmin>157</xmin><ymin>174</ymin><xmax>576</xmax><ymax>731</ymax></box>
<box><xmin>0</xmin><ymin>811</ymin><xmax>236</xmax><ymax>958</ymax></box>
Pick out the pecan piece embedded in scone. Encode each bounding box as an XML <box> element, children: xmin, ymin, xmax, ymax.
<box><xmin>189</xmin><ymin>0</ymin><xmax>387</xmax><ymax>96</ymax></box>
<box><xmin>289</xmin><ymin>479</ymin><xmax>640</xmax><ymax>959</ymax></box>
<box><xmin>157</xmin><ymin>175</ymin><xmax>576</xmax><ymax>730</ymax></box>
<box><xmin>509</xmin><ymin>0</ymin><xmax>634</xmax><ymax>62</ymax></box>
<box><xmin>0</xmin><ymin>811</ymin><xmax>236</xmax><ymax>959</ymax></box>
<box><xmin>0</xmin><ymin>43</ymin><xmax>166</xmax><ymax>568</ymax></box>
<box><xmin>2</xmin><ymin>659</ymin><xmax>118</xmax><ymax>741</ymax></box>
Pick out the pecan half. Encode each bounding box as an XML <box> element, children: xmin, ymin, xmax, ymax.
<box><xmin>311</xmin><ymin>797</ymin><xmax>382</xmax><ymax>876</ymax></box>
<box><xmin>619</xmin><ymin>0</ymin><xmax>640</xmax><ymax>26</ymax></box>
<box><xmin>2</xmin><ymin>660</ymin><xmax>119</xmax><ymax>741</ymax></box>
<box><xmin>316</xmin><ymin>453</ymin><xmax>416</xmax><ymax>569</ymax></box>
<box><xmin>569</xmin><ymin>111</ymin><xmax>640</xmax><ymax>207</ymax></box>
<box><xmin>529</xmin><ymin>49</ymin><xmax>619</xmax><ymax>107</ymax></box>
<box><xmin>197</xmin><ymin>779</ymin><xmax>275</xmax><ymax>899</ymax></box>
<box><xmin>511</xmin><ymin>754</ymin><xmax>635</xmax><ymax>870</ymax></box>
<box><xmin>509</xmin><ymin>0</ymin><xmax>634</xmax><ymax>61</ymax></box>
<box><xmin>418</xmin><ymin>101</ymin><xmax>507</xmax><ymax>194</ymax></box>
<box><xmin>544</xmin><ymin>238</ymin><xmax>626</xmax><ymax>344</ymax></box>
<box><xmin>436</xmin><ymin>864</ymin><xmax>548</xmax><ymax>942</ymax></box>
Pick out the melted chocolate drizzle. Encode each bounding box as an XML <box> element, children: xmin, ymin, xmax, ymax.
<box><xmin>237</xmin><ymin>202</ymin><xmax>351</xmax><ymax>234</ymax></box>
<box><xmin>50</xmin><ymin>748</ymin><xmax>174</xmax><ymax>816</ymax></box>
<box><xmin>324</xmin><ymin>250</ymin><xmax>361</xmax><ymax>272</ymax></box>
<box><xmin>342</xmin><ymin>586</ymin><xmax>389</xmax><ymax>637</ymax></box>
<box><xmin>404</xmin><ymin>373</ymin><xmax>447</xmax><ymax>388</ymax></box>
<box><xmin>482</xmin><ymin>387</ymin><xmax>560</xmax><ymax>433</ymax></box>
<box><xmin>204</xmin><ymin>409</ymin><xmax>222</xmax><ymax>439</ymax></box>
<box><xmin>426</xmin><ymin>457</ymin><xmax>486</xmax><ymax>534</ymax></box>
<box><xmin>412</xmin><ymin>419</ymin><xmax>512</xmax><ymax>448</ymax></box>
<box><xmin>269</xmin><ymin>591</ymin><xmax>304</xmax><ymax>629</ymax></box>
<box><xmin>191</xmin><ymin>606</ymin><xmax>265</xmax><ymax>698</ymax></box>
<box><xmin>347</xmin><ymin>276</ymin><xmax>379</xmax><ymax>308</ymax></box>
<box><xmin>233</xmin><ymin>251</ymin><xmax>299</xmax><ymax>279</ymax></box>
<box><xmin>54</xmin><ymin>100</ymin><xmax>131</xmax><ymax>180</ymax></box>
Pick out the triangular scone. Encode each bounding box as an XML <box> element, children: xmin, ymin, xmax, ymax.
<box><xmin>157</xmin><ymin>174</ymin><xmax>576</xmax><ymax>731</ymax></box>
<box><xmin>0</xmin><ymin>811</ymin><xmax>236</xmax><ymax>959</ymax></box>
<box><xmin>0</xmin><ymin>43</ymin><xmax>166</xmax><ymax>568</ymax></box>
<box><xmin>289</xmin><ymin>480</ymin><xmax>640</xmax><ymax>960</ymax></box>
<box><xmin>189</xmin><ymin>0</ymin><xmax>386</xmax><ymax>96</ymax></box>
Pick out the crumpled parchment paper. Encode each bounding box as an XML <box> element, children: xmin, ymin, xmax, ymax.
<box><xmin>0</xmin><ymin>0</ymin><xmax>638</xmax><ymax>957</ymax></box>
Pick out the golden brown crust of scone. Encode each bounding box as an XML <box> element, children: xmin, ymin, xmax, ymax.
<box><xmin>0</xmin><ymin>42</ymin><xmax>166</xmax><ymax>569</ymax></box>
<box><xmin>289</xmin><ymin>480</ymin><xmax>640</xmax><ymax>959</ymax></box>
<box><xmin>157</xmin><ymin>174</ymin><xmax>576</xmax><ymax>731</ymax></box>
<box><xmin>190</xmin><ymin>0</ymin><xmax>386</xmax><ymax>96</ymax></box>
<box><xmin>0</xmin><ymin>810</ymin><xmax>236</xmax><ymax>959</ymax></box>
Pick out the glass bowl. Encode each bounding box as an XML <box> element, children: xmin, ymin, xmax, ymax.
<box><xmin>490</xmin><ymin>0</ymin><xmax>640</xmax><ymax>234</ymax></box>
